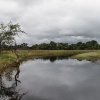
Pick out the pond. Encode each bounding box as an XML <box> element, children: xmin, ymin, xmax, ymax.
<box><xmin>0</xmin><ymin>57</ymin><xmax>100</xmax><ymax>100</ymax></box>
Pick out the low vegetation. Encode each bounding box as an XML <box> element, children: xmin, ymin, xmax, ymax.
<box><xmin>72</xmin><ymin>50</ymin><xmax>100</xmax><ymax>61</ymax></box>
<box><xmin>0</xmin><ymin>50</ymin><xmax>92</xmax><ymax>67</ymax></box>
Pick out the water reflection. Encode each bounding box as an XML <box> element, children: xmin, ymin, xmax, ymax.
<box><xmin>0</xmin><ymin>57</ymin><xmax>100</xmax><ymax>100</ymax></box>
<box><xmin>0</xmin><ymin>66</ymin><xmax>27</xmax><ymax>100</ymax></box>
<box><xmin>19</xmin><ymin>58</ymin><xmax>100</xmax><ymax>100</ymax></box>
<box><xmin>42</xmin><ymin>56</ymin><xmax>68</xmax><ymax>62</ymax></box>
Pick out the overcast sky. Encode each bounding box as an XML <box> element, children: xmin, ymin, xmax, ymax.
<box><xmin>0</xmin><ymin>0</ymin><xmax>100</xmax><ymax>45</ymax></box>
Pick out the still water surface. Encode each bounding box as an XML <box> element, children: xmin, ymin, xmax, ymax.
<box><xmin>0</xmin><ymin>58</ymin><xmax>100</xmax><ymax>100</ymax></box>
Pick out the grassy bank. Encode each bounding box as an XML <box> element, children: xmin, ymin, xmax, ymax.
<box><xmin>72</xmin><ymin>50</ymin><xmax>100</xmax><ymax>61</ymax></box>
<box><xmin>1</xmin><ymin>50</ymin><xmax>100</xmax><ymax>68</ymax></box>
<box><xmin>0</xmin><ymin>50</ymin><xmax>92</xmax><ymax>67</ymax></box>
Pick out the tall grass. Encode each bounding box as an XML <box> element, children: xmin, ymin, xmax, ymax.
<box><xmin>17</xmin><ymin>50</ymin><xmax>91</xmax><ymax>60</ymax></box>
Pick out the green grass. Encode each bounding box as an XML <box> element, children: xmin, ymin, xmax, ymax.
<box><xmin>72</xmin><ymin>50</ymin><xmax>100</xmax><ymax>61</ymax></box>
<box><xmin>0</xmin><ymin>50</ymin><xmax>98</xmax><ymax>69</ymax></box>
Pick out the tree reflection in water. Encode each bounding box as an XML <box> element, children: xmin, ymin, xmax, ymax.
<box><xmin>0</xmin><ymin>64</ymin><xmax>27</xmax><ymax>100</ymax></box>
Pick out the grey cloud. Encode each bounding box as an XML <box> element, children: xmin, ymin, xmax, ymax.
<box><xmin>0</xmin><ymin>0</ymin><xmax>100</xmax><ymax>45</ymax></box>
<box><xmin>7</xmin><ymin>0</ymin><xmax>43</xmax><ymax>7</ymax></box>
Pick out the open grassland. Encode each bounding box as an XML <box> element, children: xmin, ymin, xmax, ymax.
<box><xmin>0</xmin><ymin>50</ymin><xmax>99</xmax><ymax>68</ymax></box>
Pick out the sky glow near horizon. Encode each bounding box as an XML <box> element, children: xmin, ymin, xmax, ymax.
<box><xmin>0</xmin><ymin>0</ymin><xmax>100</xmax><ymax>45</ymax></box>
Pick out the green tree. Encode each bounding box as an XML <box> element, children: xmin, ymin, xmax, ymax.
<box><xmin>20</xmin><ymin>43</ymin><xmax>28</xmax><ymax>50</ymax></box>
<box><xmin>39</xmin><ymin>43</ymin><xmax>49</xmax><ymax>50</ymax></box>
<box><xmin>32</xmin><ymin>44</ymin><xmax>39</xmax><ymax>50</ymax></box>
<box><xmin>85</xmin><ymin>40</ymin><xmax>98</xmax><ymax>50</ymax></box>
<box><xmin>49</xmin><ymin>41</ymin><xmax>57</xmax><ymax>50</ymax></box>
<box><xmin>76</xmin><ymin>42</ymin><xmax>85</xmax><ymax>50</ymax></box>
<box><xmin>0</xmin><ymin>22</ymin><xmax>25</xmax><ymax>52</ymax></box>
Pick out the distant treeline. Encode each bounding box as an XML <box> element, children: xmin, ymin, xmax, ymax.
<box><xmin>2</xmin><ymin>40</ymin><xmax>100</xmax><ymax>50</ymax></box>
